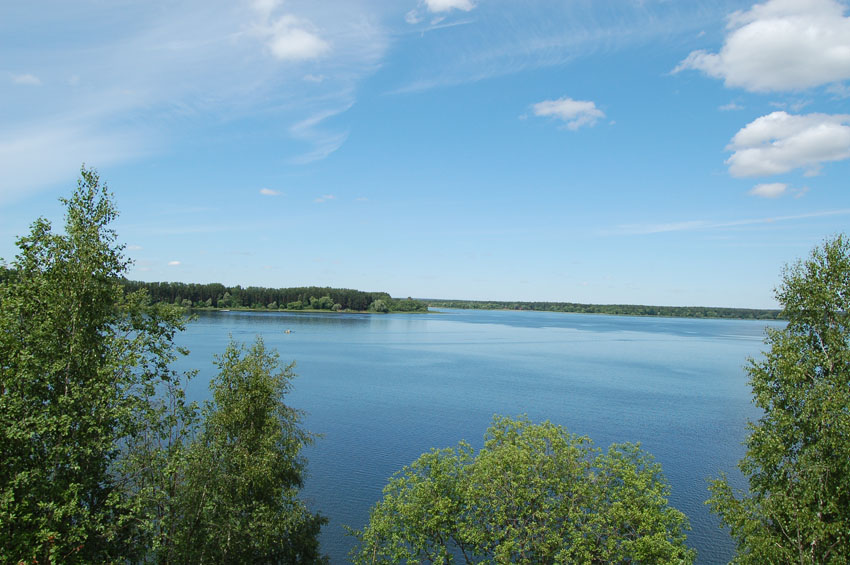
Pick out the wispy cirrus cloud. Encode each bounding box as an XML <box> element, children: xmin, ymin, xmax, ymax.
<box><xmin>1</xmin><ymin>0</ymin><xmax>389</xmax><ymax>200</ymax></box>
<box><xmin>0</xmin><ymin>121</ymin><xmax>150</xmax><ymax>205</ymax></box>
<box><xmin>610</xmin><ymin>209</ymin><xmax>850</xmax><ymax>236</ymax></box>
<box><xmin>674</xmin><ymin>0</ymin><xmax>850</xmax><ymax>92</ymax></box>
<box><xmin>394</xmin><ymin>1</ymin><xmax>742</xmax><ymax>95</ymax></box>
<box><xmin>288</xmin><ymin>105</ymin><xmax>353</xmax><ymax>164</ymax></box>
<box><xmin>259</xmin><ymin>188</ymin><xmax>281</xmax><ymax>196</ymax></box>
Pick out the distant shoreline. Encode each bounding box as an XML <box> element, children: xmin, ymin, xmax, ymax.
<box><xmin>184</xmin><ymin>302</ymin><xmax>782</xmax><ymax>321</ymax></box>
<box><xmin>111</xmin><ymin>279</ymin><xmax>781</xmax><ymax>321</ymax></box>
<box><xmin>424</xmin><ymin>300</ymin><xmax>782</xmax><ymax>321</ymax></box>
<box><xmin>194</xmin><ymin>306</ymin><xmax>432</xmax><ymax>315</ymax></box>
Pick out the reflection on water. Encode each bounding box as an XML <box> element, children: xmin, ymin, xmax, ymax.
<box><xmin>175</xmin><ymin>309</ymin><xmax>784</xmax><ymax>564</ymax></box>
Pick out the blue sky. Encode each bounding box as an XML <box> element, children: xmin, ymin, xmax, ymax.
<box><xmin>2</xmin><ymin>0</ymin><xmax>849</xmax><ymax>308</ymax></box>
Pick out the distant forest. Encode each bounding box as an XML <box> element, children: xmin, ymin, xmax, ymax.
<box><xmin>426</xmin><ymin>299</ymin><xmax>783</xmax><ymax>320</ymax></box>
<box><xmin>120</xmin><ymin>280</ymin><xmax>428</xmax><ymax>312</ymax></box>
<box><xmin>0</xmin><ymin>269</ymin><xmax>783</xmax><ymax>319</ymax></box>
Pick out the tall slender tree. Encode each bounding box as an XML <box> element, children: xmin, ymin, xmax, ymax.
<box><xmin>709</xmin><ymin>235</ymin><xmax>850</xmax><ymax>564</ymax></box>
<box><xmin>0</xmin><ymin>168</ymin><xmax>191</xmax><ymax>563</ymax></box>
<box><xmin>171</xmin><ymin>337</ymin><xmax>327</xmax><ymax>564</ymax></box>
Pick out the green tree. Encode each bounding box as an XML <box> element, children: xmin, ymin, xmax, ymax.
<box><xmin>369</xmin><ymin>299</ymin><xmax>389</xmax><ymax>313</ymax></box>
<box><xmin>708</xmin><ymin>235</ymin><xmax>850</xmax><ymax>564</ymax></box>
<box><xmin>0</xmin><ymin>168</ymin><xmax>192</xmax><ymax>563</ymax></box>
<box><xmin>352</xmin><ymin>416</ymin><xmax>694</xmax><ymax>564</ymax></box>
<box><xmin>171</xmin><ymin>337</ymin><xmax>327</xmax><ymax>564</ymax></box>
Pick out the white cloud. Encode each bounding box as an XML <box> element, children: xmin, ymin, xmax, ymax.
<box><xmin>726</xmin><ymin>111</ymin><xmax>850</xmax><ymax>177</ymax></box>
<box><xmin>827</xmin><ymin>83</ymin><xmax>850</xmax><ymax>98</ymax></box>
<box><xmin>612</xmin><ymin>209</ymin><xmax>850</xmax><ymax>235</ymax></box>
<box><xmin>288</xmin><ymin>105</ymin><xmax>352</xmax><ymax>164</ymax></box>
<box><xmin>424</xmin><ymin>0</ymin><xmax>476</xmax><ymax>13</ymax></box>
<box><xmin>405</xmin><ymin>0</ymin><xmax>474</xmax><ymax>27</ymax></box>
<box><xmin>719</xmin><ymin>102</ymin><xmax>743</xmax><ymax>111</ymax></box>
<box><xmin>749</xmin><ymin>182</ymin><xmax>787</xmax><ymax>198</ymax></box>
<box><xmin>674</xmin><ymin>0</ymin><xmax>850</xmax><ymax>92</ymax></box>
<box><xmin>263</xmin><ymin>15</ymin><xmax>331</xmax><ymax>61</ymax></box>
<box><xmin>532</xmin><ymin>97</ymin><xmax>605</xmax><ymax>130</ymax></box>
<box><xmin>0</xmin><ymin>122</ymin><xmax>149</xmax><ymax>205</ymax></box>
<box><xmin>127</xmin><ymin>245</ymin><xmax>143</xmax><ymax>250</ymax></box>
<box><xmin>0</xmin><ymin>1</ymin><xmax>390</xmax><ymax>200</ymax></box>
<box><xmin>405</xmin><ymin>10</ymin><xmax>423</xmax><ymax>24</ymax></box>
<box><xmin>252</xmin><ymin>0</ymin><xmax>282</xmax><ymax>18</ymax></box>
<box><xmin>168</xmin><ymin>260</ymin><xmax>181</xmax><ymax>266</ymax></box>
<box><xmin>314</xmin><ymin>194</ymin><xmax>336</xmax><ymax>203</ymax></box>
<box><xmin>259</xmin><ymin>188</ymin><xmax>281</xmax><ymax>195</ymax></box>
<box><xmin>11</xmin><ymin>73</ymin><xmax>42</xmax><ymax>86</ymax></box>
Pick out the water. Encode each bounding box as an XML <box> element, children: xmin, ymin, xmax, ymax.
<box><xmin>174</xmin><ymin>308</ymin><xmax>783</xmax><ymax>564</ymax></box>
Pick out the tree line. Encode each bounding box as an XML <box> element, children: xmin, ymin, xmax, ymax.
<box><xmin>427</xmin><ymin>299</ymin><xmax>782</xmax><ymax>320</ymax></box>
<box><xmin>2</xmin><ymin>168</ymin><xmax>848</xmax><ymax>564</ymax></box>
<box><xmin>119</xmin><ymin>280</ymin><xmax>428</xmax><ymax>312</ymax></box>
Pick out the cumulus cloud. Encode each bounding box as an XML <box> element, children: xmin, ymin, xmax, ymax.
<box><xmin>749</xmin><ymin>182</ymin><xmax>787</xmax><ymax>198</ymax></box>
<box><xmin>259</xmin><ymin>188</ymin><xmax>281</xmax><ymax>195</ymax></box>
<box><xmin>168</xmin><ymin>260</ymin><xmax>181</xmax><ymax>266</ymax></box>
<box><xmin>726</xmin><ymin>111</ymin><xmax>850</xmax><ymax>177</ymax></box>
<box><xmin>532</xmin><ymin>97</ymin><xmax>605</xmax><ymax>130</ymax></box>
<box><xmin>314</xmin><ymin>194</ymin><xmax>335</xmax><ymax>203</ymax></box>
<box><xmin>674</xmin><ymin>0</ymin><xmax>850</xmax><ymax>92</ymax></box>
<box><xmin>424</xmin><ymin>0</ymin><xmax>476</xmax><ymax>12</ymax></box>
<box><xmin>11</xmin><ymin>73</ymin><xmax>42</xmax><ymax>86</ymax></box>
<box><xmin>719</xmin><ymin>102</ymin><xmax>743</xmax><ymax>111</ymax></box>
<box><xmin>264</xmin><ymin>15</ymin><xmax>330</xmax><ymax>61</ymax></box>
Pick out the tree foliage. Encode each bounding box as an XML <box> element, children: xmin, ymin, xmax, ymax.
<box><xmin>427</xmin><ymin>300</ymin><xmax>780</xmax><ymax>320</ymax></box>
<box><xmin>708</xmin><ymin>235</ymin><xmax>850</xmax><ymax>564</ymax></box>
<box><xmin>352</xmin><ymin>416</ymin><xmax>694</xmax><ymax>564</ymax></box>
<box><xmin>0</xmin><ymin>168</ymin><xmax>192</xmax><ymax>563</ymax></box>
<box><xmin>169</xmin><ymin>337</ymin><xmax>327</xmax><ymax>564</ymax></box>
<box><xmin>0</xmin><ymin>168</ymin><xmax>325</xmax><ymax>564</ymax></box>
<box><xmin>121</xmin><ymin>280</ymin><xmax>428</xmax><ymax>312</ymax></box>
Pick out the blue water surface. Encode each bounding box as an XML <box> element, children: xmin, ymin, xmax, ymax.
<box><xmin>174</xmin><ymin>308</ymin><xmax>784</xmax><ymax>564</ymax></box>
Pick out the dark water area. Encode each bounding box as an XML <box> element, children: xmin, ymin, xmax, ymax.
<box><xmin>173</xmin><ymin>308</ymin><xmax>784</xmax><ymax>564</ymax></box>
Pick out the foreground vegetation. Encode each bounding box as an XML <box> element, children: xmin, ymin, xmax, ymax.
<box><xmin>352</xmin><ymin>416</ymin><xmax>695</xmax><ymax>564</ymax></box>
<box><xmin>1</xmin><ymin>168</ymin><xmax>848</xmax><ymax>564</ymax></box>
<box><xmin>708</xmin><ymin>234</ymin><xmax>850</xmax><ymax>563</ymax></box>
<box><xmin>427</xmin><ymin>299</ymin><xmax>782</xmax><ymax>320</ymax></box>
<box><xmin>0</xmin><ymin>170</ymin><xmax>325</xmax><ymax>563</ymax></box>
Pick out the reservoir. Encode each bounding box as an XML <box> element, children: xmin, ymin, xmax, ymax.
<box><xmin>174</xmin><ymin>308</ymin><xmax>783</xmax><ymax>564</ymax></box>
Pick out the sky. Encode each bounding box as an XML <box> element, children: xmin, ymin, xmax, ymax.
<box><xmin>1</xmin><ymin>0</ymin><xmax>849</xmax><ymax>309</ymax></box>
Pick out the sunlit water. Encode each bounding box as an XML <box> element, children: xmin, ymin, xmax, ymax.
<box><xmin>174</xmin><ymin>308</ymin><xmax>783</xmax><ymax>564</ymax></box>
